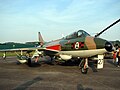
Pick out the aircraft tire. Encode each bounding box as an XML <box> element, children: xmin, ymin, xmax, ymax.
<box><xmin>16</xmin><ymin>61</ymin><xmax>21</xmax><ymax>65</ymax></box>
<box><xmin>27</xmin><ymin>58</ymin><xmax>32</xmax><ymax>67</ymax></box>
<box><xmin>79</xmin><ymin>59</ymin><xmax>88</xmax><ymax>74</ymax></box>
<box><xmin>79</xmin><ymin>59</ymin><xmax>85</xmax><ymax>69</ymax></box>
<box><xmin>81</xmin><ymin>67</ymin><xmax>88</xmax><ymax>74</ymax></box>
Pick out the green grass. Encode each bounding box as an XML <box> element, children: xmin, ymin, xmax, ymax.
<box><xmin>0</xmin><ymin>51</ymin><xmax>34</xmax><ymax>57</ymax></box>
<box><xmin>0</xmin><ymin>52</ymin><xmax>27</xmax><ymax>57</ymax></box>
<box><xmin>0</xmin><ymin>52</ymin><xmax>19</xmax><ymax>57</ymax></box>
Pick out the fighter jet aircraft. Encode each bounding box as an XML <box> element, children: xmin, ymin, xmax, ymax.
<box><xmin>0</xmin><ymin>19</ymin><xmax>120</xmax><ymax>74</ymax></box>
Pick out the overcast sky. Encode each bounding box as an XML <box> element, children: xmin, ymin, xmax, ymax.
<box><xmin>0</xmin><ymin>0</ymin><xmax>120</xmax><ymax>43</ymax></box>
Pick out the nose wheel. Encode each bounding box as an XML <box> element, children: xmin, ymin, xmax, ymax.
<box><xmin>79</xmin><ymin>58</ymin><xmax>88</xmax><ymax>74</ymax></box>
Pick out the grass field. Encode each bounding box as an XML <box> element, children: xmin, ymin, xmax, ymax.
<box><xmin>0</xmin><ymin>52</ymin><xmax>27</xmax><ymax>57</ymax></box>
<box><xmin>0</xmin><ymin>52</ymin><xmax>16</xmax><ymax>57</ymax></box>
<box><xmin>0</xmin><ymin>51</ymin><xmax>35</xmax><ymax>57</ymax></box>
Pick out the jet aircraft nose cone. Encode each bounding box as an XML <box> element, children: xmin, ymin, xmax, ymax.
<box><xmin>105</xmin><ymin>41</ymin><xmax>113</xmax><ymax>52</ymax></box>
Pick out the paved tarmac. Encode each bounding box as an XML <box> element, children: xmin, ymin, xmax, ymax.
<box><xmin>0</xmin><ymin>56</ymin><xmax>120</xmax><ymax>90</ymax></box>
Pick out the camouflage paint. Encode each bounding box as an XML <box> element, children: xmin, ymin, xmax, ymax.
<box><xmin>94</xmin><ymin>38</ymin><xmax>106</xmax><ymax>49</ymax></box>
<box><xmin>42</xmin><ymin>30</ymin><xmax>107</xmax><ymax>52</ymax></box>
<box><xmin>85</xmin><ymin>36</ymin><xmax>96</xmax><ymax>49</ymax></box>
<box><xmin>60</xmin><ymin>37</ymin><xmax>88</xmax><ymax>51</ymax></box>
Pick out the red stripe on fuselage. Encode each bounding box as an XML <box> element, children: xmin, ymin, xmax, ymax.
<box><xmin>46</xmin><ymin>45</ymin><xmax>61</xmax><ymax>51</ymax></box>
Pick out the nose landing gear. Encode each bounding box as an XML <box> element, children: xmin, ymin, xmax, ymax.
<box><xmin>79</xmin><ymin>58</ymin><xmax>88</xmax><ymax>74</ymax></box>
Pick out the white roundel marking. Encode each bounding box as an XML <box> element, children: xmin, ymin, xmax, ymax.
<box><xmin>75</xmin><ymin>42</ymin><xmax>79</xmax><ymax>49</ymax></box>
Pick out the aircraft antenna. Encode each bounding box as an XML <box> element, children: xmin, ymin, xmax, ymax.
<box><xmin>95</xmin><ymin>18</ymin><xmax>120</xmax><ymax>37</ymax></box>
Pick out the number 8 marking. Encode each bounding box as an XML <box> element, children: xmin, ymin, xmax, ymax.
<box><xmin>75</xmin><ymin>42</ymin><xmax>79</xmax><ymax>49</ymax></box>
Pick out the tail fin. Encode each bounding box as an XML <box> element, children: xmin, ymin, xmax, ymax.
<box><xmin>38</xmin><ymin>32</ymin><xmax>44</xmax><ymax>46</ymax></box>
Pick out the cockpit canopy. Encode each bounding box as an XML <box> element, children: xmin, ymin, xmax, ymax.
<box><xmin>65</xmin><ymin>30</ymin><xmax>90</xmax><ymax>39</ymax></box>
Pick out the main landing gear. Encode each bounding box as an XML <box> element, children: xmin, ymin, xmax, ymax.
<box><xmin>79</xmin><ymin>58</ymin><xmax>89</xmax><ymax>74</ymax></box>
<box><xmin>27</xmin><ymin>57</ymin><xmax>32</xmax><ymax>67</ymax></box>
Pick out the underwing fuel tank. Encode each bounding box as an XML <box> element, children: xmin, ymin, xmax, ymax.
<box><xmin>59</xmin><ymin>54</ymin><xmax>72</xmax><ymax>60</ymax></box>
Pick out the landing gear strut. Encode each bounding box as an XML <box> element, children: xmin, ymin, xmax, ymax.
<box><xmin>79</xmin><ymin>58</ymin><xmax>88</xmax><ymax>74</ymax></box>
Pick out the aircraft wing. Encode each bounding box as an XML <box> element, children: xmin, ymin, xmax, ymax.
<box><xmin>0</xmin><ymin>47</ymin><xmax>46</xmax><ymax>52</ymax></box>
<box><xmin>0</xmin><ymin>46</ymin><xmax>59</xmax><ymax>56</ymax></box>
